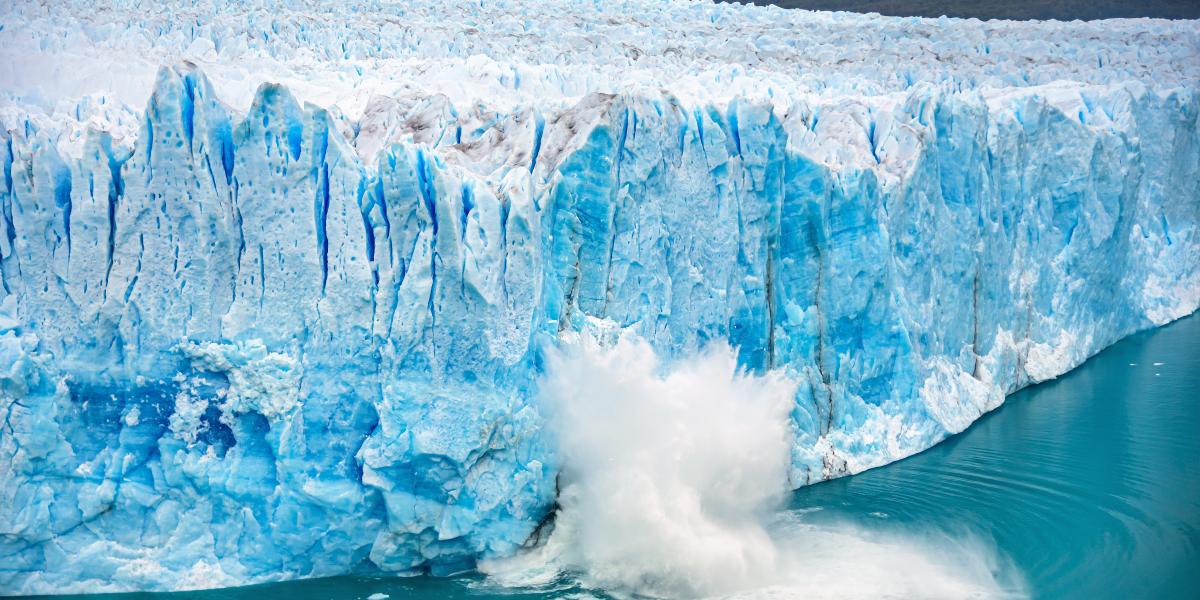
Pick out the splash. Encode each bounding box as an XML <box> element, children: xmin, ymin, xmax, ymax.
<box><xmin>483</xmin><ymin>333</ymin><xmax>1023</xmax><ymax>599</ymax></box>
<box><xmin>718</xmin><ymin>515</ymin><xmax>1024</xmax><ymax>599</ymax></box>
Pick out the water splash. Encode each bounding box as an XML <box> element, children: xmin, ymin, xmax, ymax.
<box><xmin>483</xmin><ymin>332</ymin><xmax>1023</xmax><ymax>599</ymax></box>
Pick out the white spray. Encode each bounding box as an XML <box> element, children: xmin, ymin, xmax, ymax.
<box><xmin>483</xmin><ymin>332</ymin><xmax>1022</xmax><ymax>599</ymax></box>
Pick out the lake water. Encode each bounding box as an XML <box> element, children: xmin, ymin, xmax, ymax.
<box><xmin>27</xmin><ymin>313</ymin><xmax>1200</xmax><ymax>599</ymax></box>
<box><xmin>789</xmin><ymin>313</ymin><xmax>1200</xmax><ymax>599</ymax></box>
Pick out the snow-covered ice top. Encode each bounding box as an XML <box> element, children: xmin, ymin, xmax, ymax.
<box><xmin>2</xmin><ymin>0</ymin><xmax>1198</xmax><ymax>157</ymax></box>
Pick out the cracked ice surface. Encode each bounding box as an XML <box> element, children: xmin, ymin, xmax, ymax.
<box><xmin>1</xmin><ymin>0</ymin><xmax>1198</xmax><ymax>593</ymax></box>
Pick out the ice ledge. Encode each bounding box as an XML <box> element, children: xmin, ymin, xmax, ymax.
<box><xmin>3</xmin><ymin>0</ymin><xmax>1199</xmax><ymax>151</ymax></box>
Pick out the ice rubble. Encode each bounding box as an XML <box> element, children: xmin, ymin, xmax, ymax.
<box><xmin>0</xmin><ymin>0</ymin><xmax>1198</xmax><ymax>593</ymax></box>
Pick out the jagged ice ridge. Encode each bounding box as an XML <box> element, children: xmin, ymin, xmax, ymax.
<box><xmin>0</xmin><ymin>0</ymin><xmax>1198</xmax><ymax>594</ymax></box>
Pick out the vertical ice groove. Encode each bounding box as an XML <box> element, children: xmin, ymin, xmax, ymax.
<box><xmin>763</xmin><ymin>114</ymin><xmax>787</xmax><ymax>372</ymax></box>
<box><xmin>460</xmin><ymin>181</ymin><xmax>474</xmax><ymax>243</ymax></box>
<box><xmin>49</xmin><ymin>147</ymin><xmax>72</xmax><ymax>265</ymax></box>
<box><xmin>101</xmin><ymin>134</ymin><xmax>126</xmax><ymax>303</ymax></box>
<box><xmin>498</xmin><ymin>180</ymin><xmax>511</xmax><ymax>297</ymax></box>
<box><xmin>529</xmin><ymin>113</ymin><xmax>545</xmax><ymax>174</ymax></box>
<box><xmin>601</xmin><ymin>104</ymin><xmax>631</xmax><ymax>314</ymax></box>
<box><xmin>1</xmin><ymin>136</ymin><xmax>18</xmax><ymax>295</ymax></box>
<box><xmin>359</xmin><ymin>177</ymin><xmax>378</xmax><ymax>284</ymax></box>
<box><xmin>258</xmin><ymin>244</ymin><xmax>266</xmax><ymax>312</ymax></box>
<box><xmin>230</xmin><ymin>176</ymin><xmax>245</xmax><ymax>327</ymax></box>
<box><xmin>123</xmin><ymin>233</ymin><xmax>143</xmax><ymax>304</ymax></box>
<box><xmin>315</xmin><ymin>120</ymin><xmax>331</xmax><ymax>295</ymax></box>
<box><xmin>181</xmin><ymin>72</ymin><xmax>196</xmax><ymax>152</ymax></box>
<box><xmin>414</xmin><ymin>148</ymin><xmax>439</xmax><ymax>335</ymax></box>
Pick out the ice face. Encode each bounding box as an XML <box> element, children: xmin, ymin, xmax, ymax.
<box><xmin>1</xmin><ymin>0</ymin><xmax>1198</xmax><ymax>594</ymax></box>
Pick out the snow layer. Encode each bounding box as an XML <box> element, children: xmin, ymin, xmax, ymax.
<box><xmin>1</xmin><ymin>0</ymin><xmax>1198</xmax><ymax>594</ymax></box>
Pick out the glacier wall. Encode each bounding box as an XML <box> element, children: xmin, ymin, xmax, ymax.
<box><xmin>1</xmin><ymin>0</ymin><xmax>1199</xmax><ymax>594</ymax></box>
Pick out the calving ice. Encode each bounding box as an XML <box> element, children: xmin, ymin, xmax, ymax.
<box><xmin>0</xmin><ymin>0</ymin><xmax>1197</xmax><ymax>595</ymax></box>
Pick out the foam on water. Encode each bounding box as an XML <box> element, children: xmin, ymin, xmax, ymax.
<box><xmin>483</xmin><ymin>334</ymin><xmax>1023</xmax><ymax>599</ymax></box>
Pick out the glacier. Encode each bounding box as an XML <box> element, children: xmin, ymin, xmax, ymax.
<box><xmin>1</xmin><ymin>0</ymin><xmax>1198</xmax><ymax>594</ymax></box>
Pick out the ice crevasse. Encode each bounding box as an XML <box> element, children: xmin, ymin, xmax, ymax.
<box><xmin>0</xmin><ymin>0</ymin><xmax>1198</xmax><ymax>593</ymax></box>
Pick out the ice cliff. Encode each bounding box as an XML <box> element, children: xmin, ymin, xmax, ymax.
<box><xmin>1</xmin><ymin>0</ymin><xmax>1198</xmax><ymax>593</ymax></box>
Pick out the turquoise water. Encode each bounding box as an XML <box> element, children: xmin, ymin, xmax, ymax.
<box><xmin>790</xmin><ymin>313</ymin><xmax>1200</xmax><ymax>599</ymax></box>
<box><xmin>27</xmin><ymin>314</ymin><xmax>1200</xmax><ymax>599</ymax></box>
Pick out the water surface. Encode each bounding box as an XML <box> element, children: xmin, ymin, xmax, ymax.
<box><xmin>792</xmin><ymin>313</ymin><xmax>1200</xmax><ymax>598</ymax></box>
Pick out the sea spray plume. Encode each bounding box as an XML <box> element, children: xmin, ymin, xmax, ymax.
<box><xmin>481</xmin><ymin>332</ymin><xmax>1023</xmax><ymax>599</ymax></box>
<box><xmin>493</xmin><ymin>332</ymin><xmax>798</xmax><ymax>598</ymax></box>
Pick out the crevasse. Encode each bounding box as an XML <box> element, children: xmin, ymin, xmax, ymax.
<box><xmin>1</xmin><ymin>1</ymin><xmax>1199</xmax><ymax>594</ymax></box>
